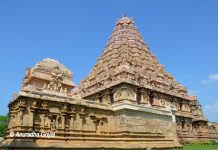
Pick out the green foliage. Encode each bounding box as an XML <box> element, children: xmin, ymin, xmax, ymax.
<box><xmin>0</xmin><ymin>115</ymin><xmax>8</xmax><ymax>137</ymax></box>
<box><xmin>183</xmin><ymin>142</ymin><xmax>218</xmax><ymax>150</ymax></box>
<box><xmin>211</xmin><ymin>140</ymin><xmax>218</xmax><ymax>145</ymax></box>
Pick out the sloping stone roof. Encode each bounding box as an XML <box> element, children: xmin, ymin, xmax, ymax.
<box><xmin>79</xmin><ymin>16</ymin><xmax>190</xmax><ymax>99</ymax></box>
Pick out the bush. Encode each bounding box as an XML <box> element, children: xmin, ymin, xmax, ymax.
<box><xmin>211</xmin><ymin>140</ymin><xmax>218</xmax><ymax>145</ymax></box>
<box><xmin>0</xmin><ymin>115</ymin><xmax>8</xmax><ymax>137</ymax></box>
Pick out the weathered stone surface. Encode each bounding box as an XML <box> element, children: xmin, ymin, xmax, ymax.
<box><xmin>79</xmin><ymin>16</ymin><xmax>189</xmax><ymax>100</ymax></box>
<box><xmin>22</xmin><ymin>58</ymin><xmax>75</xmax><ymax>96</ymax></box>
<box><xmin>3</xmin><ymin>91</ymin><xmax>181</xmax><ymax>149</ymax></box>
<box><xmin>1</xmin><ymin>16</ymin><xmax>218</xmax><ymax>150</ymax></box>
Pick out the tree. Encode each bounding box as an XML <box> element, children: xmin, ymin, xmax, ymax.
<box><xmin>0</xmin><ymin>115</ymin><xmax>8</xmax><ymax>137</ymax></box>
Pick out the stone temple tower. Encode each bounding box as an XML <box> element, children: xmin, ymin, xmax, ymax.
<box><xmin>79</xmin><ymin>16</ymin><xmax>190</xmax><ymax>103</ymax></box>
<box><xmin>2</xmin><ymin>16</ymin><xmax>217</xmax><ymax>150</ymax></box>
<box><xmin>79</xmin><ymin>16</ymin><xmax>209</xmax><ymax>141</ymax></box>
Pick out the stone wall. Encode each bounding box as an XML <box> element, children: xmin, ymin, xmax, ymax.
<box><xmin>2</xmin><ymin>91</ymin><xmax>181</xmax><ymax>149</ymax></box>
<box><xmin>208</xmin><ymin>122</ymin><xmax>218</xmax><ymax>140</ymax></box>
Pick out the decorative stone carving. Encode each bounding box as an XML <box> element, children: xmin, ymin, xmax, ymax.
<box><xmin>21</xmin><ymin>58</ymin><xmax>76</xmax><ymax>96</ymax></box>
<box><xmin>151</xmin><ymin>92</ymin><xmax>166</xmax><ymax>107</ymax></box>
<box><xmin>90</xmin><ymin>115</ymin><xmax>108</xmax><ymax>133</ymax></box>
<box><xmin>3</xmin><ymin>16</ymin><xmax>216</xmax><ymax>150</ymax></box>
<box><xmin>79</xmin><ymin>16</ymin><xmax>188</xmax><ymax>100</ymax></box>
<box><xmin>46</xmin><ymin>76</ymin><xmax>63</xmax><ymax>92</ymax></box>
<box><xmin>181</xmin><ymin>103</ymin><xmax>191</xmax><ymax>112</ymax></box>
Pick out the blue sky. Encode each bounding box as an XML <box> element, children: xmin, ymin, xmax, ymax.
<box><xmin>0</xmin><ymin>0</ymin><xmax>218</xmax><ymax>122</ymax></box>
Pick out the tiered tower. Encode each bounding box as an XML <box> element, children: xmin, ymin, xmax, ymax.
<box><xmin>79</xmin><ymin>16</ymin><xmax>208</xmax><ymax>141</ymax></box>
<box><xmin>80</xmin><ymin>16</ymin><xmax>190</xmax><ymax>102</ymax></box>
<box><xmin>2</xmin><ymin>16</ymin><xmax>217</xmax><ymax>150</ymax></box>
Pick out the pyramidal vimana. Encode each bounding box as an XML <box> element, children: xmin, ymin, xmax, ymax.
<box><xmin>1</xmin><ymin>16</ymin><xmax>218</xmax><ymax>150</ymax></box>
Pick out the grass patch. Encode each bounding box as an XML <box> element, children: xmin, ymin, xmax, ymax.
<box><xmin>183</xmin><ymin>145</ymin><xmax>218</xmax><ymax>150</ymax></box>
<box><xmin>182</xmin><ymin>141</ymin><xmax>218</xmax><ymax>150</ymax></box>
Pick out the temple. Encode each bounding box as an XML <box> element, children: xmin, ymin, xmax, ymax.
<box><xmin>1</xmin><ymin>16</ymin><xmax>218</xmax><ymax>150</ymax></box>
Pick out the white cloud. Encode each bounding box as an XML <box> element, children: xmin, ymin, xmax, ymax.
<box><xmin>203</xmin><ymin>100</ymin><xmax>218</xmax><ymax>122</ymax></box>
<box><xmin>202</xmin><ymin>73</ymin><xmax>218</xmax><ymax>84</ymax></box>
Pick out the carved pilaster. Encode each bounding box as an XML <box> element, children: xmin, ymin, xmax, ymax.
<box><xmin>69</xmin><ymin>110</ymin><xmax>76</xmax><ymax>129</ymax></box>
<box><xmin>90</xmin><ymin>115</ymin><xmax>108</xmax><ymax>134</ymax></box>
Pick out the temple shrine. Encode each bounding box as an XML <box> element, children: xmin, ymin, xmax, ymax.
<box><xmin>1</xmin><ymin>16</ymin><xmax>218</xmax><ymax>150</ymax></box>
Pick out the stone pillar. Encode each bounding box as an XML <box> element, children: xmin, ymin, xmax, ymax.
<box><xmin>40</xmin><ymin>113</ymin><xmax>45</xmax><ymax>127</ymax></box>
<box><xmin>61</xmin><ymin>115</ymin><xmax>65</xmax><ymax>129</ymax></box>
<box><xmin>79</xmin><ymin>109</ymin><xmax>86</xmax><ymax>130</ymax></box>
<box><xmin>44</xmin><ymin>113</ymin><xmax>50</xmax><ymax>128</ymax></box>
<box><xmin>171</xmin><ymin>106</ymin><xmax>176</xmax><ymax>122</ymax></box>
<box><xmin>73</xmin><ymin>114</ymin><xmax>81</xmax><ymax>130</ymax></box>
<box><xmin>17</xmin><ymin>112</ymin><xmax>22</xmax><ymax>127</ymax></box>
<box><xmin>69</xmin><ymin>108</ymin><xmax>76</xmax><ymax>129</ymax></box>
<box><xmin>93</xmin><ymin>120</ymin><xmax>100</xmax><ymax>134</ymax></box>
<box><xmin>30</xmin><ymin>100</ymin><xmax>38</xmax><ymax>127</ymax></box>
<box><xmin>29</xmin><ymin>107</ymin><xmax>36</xmax><ymax>127</ymax></box>
<box><xmin>69</xmin><ymin>115</ymin><xmax>75</xmax><ymax>129</ymax></box>
<box><xmin>8</xmin><ymin>114</ymin><xmax>12</xmax><ymax>129</ymax></box>
<box><xmin>8</xmin><ymin>111</ymin><xmax>15</xmax><ymax>128</ymax></box>
<box><xmin>48</xmin><ymin>114</ymin><xmax>53</xmax><ymax>129</ymax></box>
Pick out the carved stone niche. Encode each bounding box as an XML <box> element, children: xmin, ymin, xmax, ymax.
<box><xmin>114</xmin><ymin>85</ymin><xmax>126</xmax><ymax>102</ymax></box>
<box><xmin>136</xmin><ymin>87</ymin><xmax>142</xmax><ymax>104</ymax></box>
<box><xmin>105</xmin><ymin>88</ymin><xmax>115</xmax><ymax>104</ymax></box>
<box><xmin>45</xmin><ymin>75</ymin><xmax>64</xmax><ymax>93</ymax></box>
<box><xmin>79</xmin><ymin>108</ymin><xmax>86</xmax><ymax>119</ymax></box>
<box><xmin>48</xmin><ymin>113</ymin><xmax>64</xmax><ymax>130</ymax></box>
<box><xmin>208</xmin><ymin>125</ymin><xmax>216</xmax><ymax>134</ymax></box>
<box><xmin>134</xmin><ymin>87</ymin><xmax>148</xmax><ymax>105</ymax></box>
<box><xmin>147</xmin><ymin>91</ymin><xmax>154</xmax><ymax>106</ymax></box>
<box><xmin>102</xmin><ymin>91</ymin><xmax>110</xmax><ymax>104</ymax></box>
<box><xmin>114</xmin><ymin>84</ymin><xmax>136</xmax><ymax>104</ymax></box>
<box><xmin>176</xmin><ymin>117</ymin><xmax>182</xmax><ymax>131</ymax></box>
<box><xmin>18</xmin><ymin>99</ymin><xmax>27</xmax><ymax>108</ymax></box>
<box><xmin>50</xmin><ymin>114</ymin><xmax>58</xmax><ymax>130</ymax></box>
<box><xmin>180</xmin><ymin>118</ymin><xmax>191</xmax><ymax>132</ymax></box>
<box><xmin>33</xmin><ymin>110</ymin><xmax>41</xmax><ymax>128</ymax></box>
<box><xmin>180</xmin><ymin>118</ymin><xmax>193</xmax><ymax>132</ymax></box>
<box><xmin>194</xmin><ymin>122</ymin><xmax>208</xmax><ymax>134</ymax></box>
<box><xmin>151</xmin><ymin>92</ymin><xmax>166</xmax><ymax>108</ymax></box>
<box><xmin>173</xmin><ymin>98</ymin><xmax>181</xmax><ymax>111</ymax></box>
<box><xmin>96</xmin><ymin>93</ymin><xmax>103</xmax><ymax>103</ymax></box>
<box><xmin>179</xmin><ymin>117</ymin><xmax>189</xmax><ymax>132</ymax></box>
<box><xmin>31</xmin><ymin>100</ymin><xmax>38</xmax><ymax>108</ymax></box>
<box><xmin>191</xmin><ymin>101</ymin><xmax>204</xmax><ymax>116</ymax></box>
<box><xmin>140</xmin><ymin>88</ymin><xmax>149</xmax><ymax>105</ymax></box>
<box><xmin>57</xmin><ymin>114</ymin><xmax>64</xmax><ymax>129</ymax></box>
<box><xmin>181</xmin><ymin>102</ymin><xmax>191</xmax><ymax>112</ymax></box>
<box><xmin>41</xmin><ymin>101</ymin><xmax>49</xmax><ymax>111</ymax></box>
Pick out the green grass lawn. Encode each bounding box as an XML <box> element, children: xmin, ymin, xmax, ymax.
<box><xmin>182</xmin><ymin>144</ymin><xmax>218</xmax><ymax>150</ymax></box>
